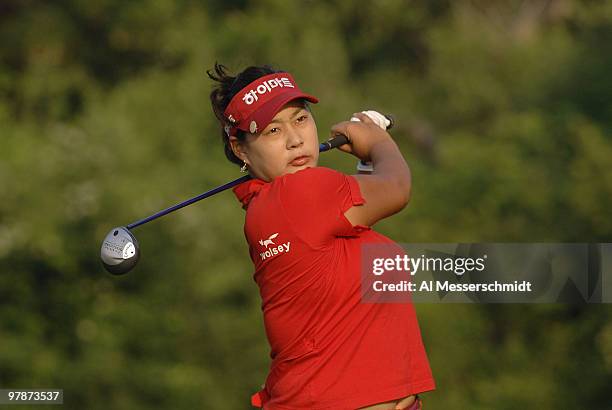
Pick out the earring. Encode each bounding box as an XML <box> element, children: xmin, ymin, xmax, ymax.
<box><xmin>240</xmin><ymin>161</ymin><xmax>248</xmax><ymax>173</ymax></box>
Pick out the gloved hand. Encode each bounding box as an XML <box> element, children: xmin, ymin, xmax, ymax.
<box><xmin>350</xmin><ymin>110</ymin><xmax>391</xmax><ymax>172</ymax></box>
<box><xmin>350</xmin><ymin>110</ymin><xmax>392</xmax><ymax>130</ymax></box>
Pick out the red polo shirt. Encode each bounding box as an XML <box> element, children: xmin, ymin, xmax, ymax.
<box><xmin>233</xmin><ymin>167</ymin><xmax>435</xmax><ymax>410</ymax></box>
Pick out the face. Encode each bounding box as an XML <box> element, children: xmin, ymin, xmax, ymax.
<box><xmin>230</xmin><ymin>100</ymin><xmax>319</xmax><ymax>182</ymax></box>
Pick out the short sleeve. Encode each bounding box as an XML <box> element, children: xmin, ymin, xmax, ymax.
<box><xmin>278</xmin><ymin>167</ymin><xmax>369</xmax><ymax>248</ymax></box>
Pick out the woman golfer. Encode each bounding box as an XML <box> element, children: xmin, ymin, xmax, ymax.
<box><xmin>208</xmin><ymin>64</ymin><xmax>435</xmax><ymax>410</ymax></box>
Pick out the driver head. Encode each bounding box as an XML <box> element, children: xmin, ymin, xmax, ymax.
<box><xmin>100</xmin><ymin>227</ymin><xmax>140</xmax><ymax>275</ymax></box>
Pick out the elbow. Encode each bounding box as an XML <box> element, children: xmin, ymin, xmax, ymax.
<box><xmin>398</xmin><ymin>182</ymin><xmax>411</xmax><ymax>210</ymax></box>
<box><xmin>398</xmin><ymin>170</ymin><xmax>412</xmax><ymax>209</ymax></box>
<box><xmin>392</xmin><ymin>173</ymin><xmax>412</xmax><ymax>211</ymax></box>
<box><xmin>402</xmin><ymin>183</ymin><xmax>412</xmax><ymax>207</ymax></box>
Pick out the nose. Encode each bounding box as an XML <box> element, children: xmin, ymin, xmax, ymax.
<box><xmin>286</xmin><ymin>125</ymin><xmax>304</xmax><ymax>149</ymax></box>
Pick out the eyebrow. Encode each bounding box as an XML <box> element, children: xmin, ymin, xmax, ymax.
<box><xmin>268</xmin><ymin>107</ymin><xmax>306</xmax><ymax>125</ymax></box>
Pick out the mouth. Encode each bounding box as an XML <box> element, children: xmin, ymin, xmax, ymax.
<box><xmin>289</xmin><ymin>155</ymin><xmax>311</xmax><ymax>166</ymax></box>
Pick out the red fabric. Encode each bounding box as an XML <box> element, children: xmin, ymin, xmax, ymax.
<box><xmin>223</xmin><ymin>72</ymin><xmax>318</xmax><ymax>136</ymax></box>
<box><xmin>233</xmin><ymin>167</ymin><xmax>435</xmax><ymax>410</ymax></box>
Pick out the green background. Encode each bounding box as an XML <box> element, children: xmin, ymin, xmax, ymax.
<box><xmin>1</xmin><ymin>1</ymin><xmax>611</xmax><ymax>408</ymax></box>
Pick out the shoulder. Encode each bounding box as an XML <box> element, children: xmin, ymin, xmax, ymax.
<box><xmin>287</xmin><ymin>166</ymin><xmax>343</xmax><ymax>179</ymax></box>
<box><xmin>277</xmin><ymin>167</ymin><xmax>346</xmax><ymax>189</ymax></box>
<box><xmin>274</xmin><ymin>167</ymin><xmax>363</xmax><ymax>211</ymax></box>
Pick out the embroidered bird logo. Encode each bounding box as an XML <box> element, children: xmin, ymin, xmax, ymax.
<box><xmin>259</xmin><ymin>233</ymin><xmax>279</xmax><ymax>248</ymax></box>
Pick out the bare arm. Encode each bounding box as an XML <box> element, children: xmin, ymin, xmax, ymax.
<box><xmin>331</xmin><ymin>113</ymin><xmax>411</xmax><ymax>227</ymax></box>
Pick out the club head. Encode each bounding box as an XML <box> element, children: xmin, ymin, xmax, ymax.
<box><xmin>100</xmin><ymin>226</ymin><xmax>140</xmax><ymax>275</ymax></box>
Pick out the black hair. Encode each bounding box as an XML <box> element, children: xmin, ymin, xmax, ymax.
<box><xmin>207</xmin><ymin>63</ymin><xmax>282</xmax><ymax>167</ymax></box>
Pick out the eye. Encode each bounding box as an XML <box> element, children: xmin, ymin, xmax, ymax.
<box><xmin>296</xmin><ymin>114</ymin><xmax>309</xmax><ymax>123</ymax></box>
<box><xmin>266</xmin><ymin>127</ymin><xmax>280</xmax><ymax>135</ymax></box>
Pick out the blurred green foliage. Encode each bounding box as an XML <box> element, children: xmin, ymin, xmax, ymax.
<box><xmin>1</xmin><ymin>0</ymin><xmax>611</xmax><ymax>409</ymax></box>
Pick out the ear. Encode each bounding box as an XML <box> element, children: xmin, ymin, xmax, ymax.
<box><xmin>229</xmin><ymin>136</ymin><xmax>249</xmax><ymax>163</ymax></box>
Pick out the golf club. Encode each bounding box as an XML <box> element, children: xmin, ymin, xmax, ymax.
<box><xmin>101</xmin><ymin>113</ymin><xmax>394</xmax><ymax>275</ymax></box>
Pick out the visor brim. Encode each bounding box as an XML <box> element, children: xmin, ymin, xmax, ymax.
<box><xmin>239</xmin><ymin>91</ymin><xmax>318</xmax><ymax>134</ymax></box>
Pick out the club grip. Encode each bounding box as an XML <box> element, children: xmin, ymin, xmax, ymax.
<box><xmin>318</xmin><ymin>112</ymin><xmax>394</xmax><ymax>152</ymax></box>
<box><xmin>384</xmin><ymin>114</ymin><xmax>394</xmax><ymax>130</ymax></box>
<box><xmin>319</xmin><ymin>135</ymin><xmax>349</xmax><ymax>152</ymax></box>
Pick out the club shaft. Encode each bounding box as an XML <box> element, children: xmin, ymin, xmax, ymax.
<box><xmin>127</xmin><ymin>174</ymin><xmax>252</xmax><ymax>229</ymax></box>
<box><xmin>126</xmin><ymin>135</ymin><xmax>351</xmax><ymax>230</ymax></box>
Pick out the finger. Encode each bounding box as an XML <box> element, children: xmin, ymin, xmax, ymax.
<box><xmin>328</xmin><ymin>123</ymin><xmax>353</xmax><ymax>155</ymax></box>
<box><xmin>330</xmin><ymin>121</ymin><xmax>354</xmax><ymax>141</ymax></box>
<box><xmin>394</xmin><ymin>395</ymin><xmax>416</xmax><ymax>410</ymax></box>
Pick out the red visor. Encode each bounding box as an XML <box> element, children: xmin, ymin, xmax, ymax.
<box><xmin>223</xmin><ymin>72</ymin><xmax>318</xmax><ymax>136</ymax></box>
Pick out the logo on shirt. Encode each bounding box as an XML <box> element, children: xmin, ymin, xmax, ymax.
<box><xmin>258</xmin><ymin>232</ymin><xmax>291</xmax><ymax>261</ymax></box>
<box><xmin>259</xmin><ymin>233</ymin><xmax>279</xmax><ymax>248</ymax></box>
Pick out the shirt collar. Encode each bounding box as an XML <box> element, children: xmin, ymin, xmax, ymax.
<box><xmin>232</xmin><ymin>177</ymin><xmax>267</xmax><ymax>209</ymax></box>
